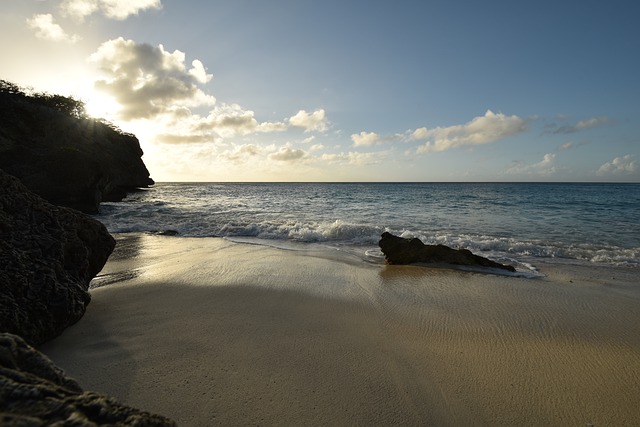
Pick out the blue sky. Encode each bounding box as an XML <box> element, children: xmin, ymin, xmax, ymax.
<box><xmin>2</xmin><ymin>0</ymin><xmax>639</xmax><ymax>181</ymax></box>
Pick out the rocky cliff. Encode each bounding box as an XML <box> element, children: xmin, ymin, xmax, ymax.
<box><xmin>0</xmin><ymin>169</ymin><xmax>176</xmax><ymax>425</ymax></box>
<box><xmin>0</xmin><ymin>82</ymin><xmax>176</xmax><ymax>424</ymax></box>
<box><xmin>0</xmin><ymin>169</ymin><xmax>115</xmax><ymax>346</ymax></box>
<box><xmin>0</xmin><ymin>80</ymin><xmax>153</xmax><ymax>213</ymax></box>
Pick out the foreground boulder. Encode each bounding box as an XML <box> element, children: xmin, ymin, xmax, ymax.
<box><xmin>379</xmin><ymin>232</ymin><xmax>515</xmax><ymax>272</ymax></box>
<box><xmin>0</xmin><ymin>80</ymin><xmax>153</xmax><ymax>213</ymax></box>
<box><xmin>0</xmin><ymin>173</ymin><xmax>174</xmax><ymax>424</ymax></box>
<box><xmin>0</xmin><ymin>169</ymin><xmax>115</xmax><ymax>346</ymax></box>
<box><xmin>0</xmin><ymin>333</ymin><xmax>176</xmax><ymax>426</ymax></box>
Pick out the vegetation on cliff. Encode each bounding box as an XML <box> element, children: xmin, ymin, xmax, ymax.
<box><xmin>0</xmin><ymin>80</ymin><xmax>153</xmax><ymax>213</ymax></box>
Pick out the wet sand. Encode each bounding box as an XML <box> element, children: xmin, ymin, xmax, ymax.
<box><xmin>40</xmin><ymin>234</ymin><xmax>640</xmax><ymax>426</ymax></box>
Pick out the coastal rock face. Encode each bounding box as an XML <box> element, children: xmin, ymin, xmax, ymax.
<box><xmin>379</xmin><ymin>232</ymin><xmax>516</xmax><ymax>272</ymax></box>
<box><xmin>0</xmin><ymin>169</ymin><xmax>115</xmax><ymax>346</ymax></box>
<box><xmin>0</xmin><ymin>81</ymin><xmax>153</xmax><ymax>213</ymax></box>
<box><xmin>0</xmin><ymin>333</ymin><xmax>177</xmax><ymax>426</ymax></box>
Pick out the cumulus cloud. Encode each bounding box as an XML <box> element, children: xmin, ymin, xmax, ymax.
<box><xmin>188</xmin><ymin>59</ymin><xmax>212</xmax><ymax>84</ymax></box>
<box><xmin>60</xmin><ymin>0</ymin><xmax>99</xmax><ymax>20</ymax></box>
<box><xmin>351</xmin><ymin>131</ymin><xmax>380</xmax><ymax>147</ymax></box>
<box><xmin>412</xmin><ymin>110</ymin><xmax>527</xmax><ymax>154</ymax></box>
<box><xmin>89</xmin><ymin>37</ymin><xmax>215</xmax><ymax>120</ymax></box>
<box><xmin>596</xmin><ymin>155</ymin><xmax>636</xmax><ymax>176</ymax></box>
<box><xmin>196</xmin><ymin>104</ymin><xmax>287</xmax><ymax>138</ymax></box>
<box><xmin>506</xmin><ymin>153</ymin><xmax>556</xmax><ymax>175</ymax></box>
<box><xmin>88</xmin><ymin>38</ymin><xmax>321</xmax><ymax>146</ymax></box>
<box><xmin>61</xmin><ymin>0</ymin><xmax>162</xmax><ymax>21</ymax></box>
<box><xmin>155</xmin><ymin>104</ymin><xmax>287</xmax><ymax>143</ymax></box>
<box><xmin>269</xmin><ymin>147</ymin><xmax>307</xmax><ymax>162</ymax></box>
<box><xmin>553</xmin><ymin>116</ymin><xmax>611</xmax><ymax>134</ymax></box>
<box><xmin>288</xmin><ymin>109</ymin><xmax>329</xmax><ymax>133</ymax></box>
<box><xmin>26</xmin><ymin>14</ymin><xmax>80</xmax><ymax>43</ymax></box>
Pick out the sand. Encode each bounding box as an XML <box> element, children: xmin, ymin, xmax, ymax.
<box><xmin>40</xmin><ymin>234</ymin><xmax>640</xmax><ymax>426</ymax></box>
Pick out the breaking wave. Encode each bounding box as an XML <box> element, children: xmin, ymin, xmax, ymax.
<box><xmin>95</xmin><ymin>182</ymin><xmax>640</xmax><ymax>268</ymax></box>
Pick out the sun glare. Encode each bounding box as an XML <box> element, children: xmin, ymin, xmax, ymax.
<box><xmin>84</xmin><ymin>92</ymin><xmax>120</xmax><ymax>120</ymax></box>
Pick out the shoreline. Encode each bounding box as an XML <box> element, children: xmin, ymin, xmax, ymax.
<box><xmin>40</xmin><ymin>234</ymin><xmax>640</xmax><ymax>425</ymax></box>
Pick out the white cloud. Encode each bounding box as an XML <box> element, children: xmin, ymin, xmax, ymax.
<box><xmin>26</xmin><ymin>14</ymin><xmax>80</xmax><ymax>43</ymax></box>
<box><xmin>269</xmin><ymin>147</ymin><xmax>307</xmax><ymax>162</ymax></box>
<box><xmin>413</xmin><ymin>110</ymin><xmax>527</xmax><ymax>153</ymax></box>
<box><xmin>320</xmin><ymin>151</ymin><xmax>386</xmax><ymax>166</ymax></box>
<box><xmin>596</xmin><ymin>155</ymin><xmax>636</xmax><ymax>176</ymax></box>
<box><xmin>221</xmin><ymin>144</ymin><xmax>262</xmax><ymax>162</ymax></box>
<box><xmin>410</xmin><ymin>127</ymin><xmax>429</xmax><ymax>140</ymax></box>
<box><xmin>506</xmin><ymin>153</ymin><xmax>556</xmax><ymax>175</ymax></box>
<box><xmin>60</xmin><ymin>0</ymin><xmax>98</xmax><ymax>20</ymax></box>
<box><xmin>156</xmin><ymin>133</ymin><xmax>214</xmax><ymax>144</ymax></box>
<box><xmin>575</xmin><ymin>116</ymin><xmax>610</xmax><ymax>130</ymax></box>
<box><xmin>553</xmin><ymin>116</ymin><xmax>611</xmax><ymax>134</ymax></box>
<box><xmin>309</xmin><ymin>144</ymin><xmax>325</xmax><ymax>152</ymax></box>
<box><xmin>288</xmin><ymin>109</ymin><xmax>329</xmax><ymax>133</ymax></box>
<box><xmin>89</xmin><ymin>37</ymin><xmax>215</xmax><ymax>120</ymax></box>
<box><xmin>196</xmin><ymin>104</ymin><xmax>287</xmax><ymax>138</ymax></box>
<box><xmin>559</xmin><ymin>140</ymin><xmax>589</xmax><ymax>151</ymax></box>
<box><xmin>88</xmin><ymin>38</ymin><xmax>304</xmax><ymax>145</ymax></box>
<box><xmin>302</xmin><ymin>136</ymin><xmax>316</xmax><ymax>144</ymax></box>
<box><xmin>351</xmin><ymin>131</ymin><xmax>380</xmax><ymax>147</ymax></box>
<box><xmin>155</xmin><ymin>104</ymin><xmax>287</xmax><ymax>143</ymax></box>
<box><xmin>61</xmin><ymin>0</ymin><xmax>162</xmax><ymax>20</ymax></box>
<box><xmin>188</xmin><ymin>59</ymin><xmax>212</xmax><ymax>84</ymax></box>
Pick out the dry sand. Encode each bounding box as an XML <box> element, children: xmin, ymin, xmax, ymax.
<box><xmin>41</xmin><ymin>234</ymin><xmax>640</xmax><ymax>426</ymax></box>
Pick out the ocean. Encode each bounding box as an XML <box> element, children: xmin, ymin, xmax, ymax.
<box><xmin>96</xmin><ymin>182</ymin><xmax>640</xmax><ymax>270</ymax></box>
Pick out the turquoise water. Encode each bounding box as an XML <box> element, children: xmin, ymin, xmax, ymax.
<box><xmin>97</xmin><ymin>182</ymin><xmax>640</xmax><ymax>267</ymax></box>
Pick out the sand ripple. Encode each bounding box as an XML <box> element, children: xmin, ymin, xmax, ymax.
<box><xmin>42</xmin><ymin>235</ymin><xmax>640</xmax><ymax>426</ymax></box>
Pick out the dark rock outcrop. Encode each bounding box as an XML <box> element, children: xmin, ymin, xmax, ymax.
<box><xmin>0</xmin><ymin>333</ymin><xmax>176</xmax><ymax>426</ymax></box>
<box><xmin>0</xmin><ymin>169</ymin><xmax>115</xmax><ymax>346</ymax></box>
<box><xmin>379</xmin><ymin>232</ymin><xmax>516</xmax><ymax>272</ymax></box>
<box><xmin>0</xmin><ymin>81</ymin><xmax>153</xmax><ymax>213</ymax></box>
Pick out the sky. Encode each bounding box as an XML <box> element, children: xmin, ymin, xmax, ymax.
<box><xmin>1</xmin><ymin>0</ymin><xmax>639</xmax><ymax>182</ymax></box>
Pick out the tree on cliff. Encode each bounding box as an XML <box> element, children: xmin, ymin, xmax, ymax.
<box><xmin>0</xmin><ymin>80</ymin><xmax>86</xmax><ymax>119</ymax></box>
<box><xmin>0</xmin><ymin>79</ymin><xmax>153</xmax><ymax>213</ymax></box>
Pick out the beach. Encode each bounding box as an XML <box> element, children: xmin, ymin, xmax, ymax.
<box><xmin>40</xmin><ymin>234</ymin><xmax>640</xmax><ymax>426</ymax></box>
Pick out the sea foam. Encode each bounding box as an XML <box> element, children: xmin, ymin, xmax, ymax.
<box><xmin>95</xmin><ymin>182</ymin><xmax>640</xmax><ymax>267</ymax></box>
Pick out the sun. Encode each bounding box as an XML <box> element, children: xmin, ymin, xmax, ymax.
<box><xmin>84</xmin><ymin>91</ymin><xmax>120</xmax><ymax>120</ymax></box>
